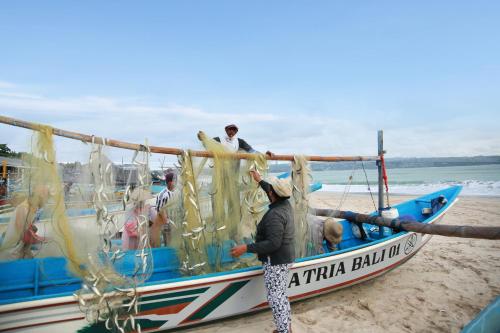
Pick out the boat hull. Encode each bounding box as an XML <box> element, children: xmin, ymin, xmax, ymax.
<box><xmin>0</xmin><ymin>186</ymin><xmax>461</xmax><ymax>333</ymax></box>
<box><xmin>0</xmin><ymin>219</ymin><xmax>443</xmax><ymax>332</ymax></box>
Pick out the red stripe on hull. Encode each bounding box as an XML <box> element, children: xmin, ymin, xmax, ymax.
<box><xmin>0</xmin><ymin>300</ymin><xmax>77</xmax><ymax>315</ymax></box>
<box><xmin>140</xmin><ymin>301</ymin><xmax>191</xmax><ymax>316</ymax></box>
<box><xmin>0</xmin><ymin>316</ymin><xmax>85</xmax><ymax>333</ymax></box>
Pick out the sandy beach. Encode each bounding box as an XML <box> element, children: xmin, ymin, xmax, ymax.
<box><xmin>181</xmin><ymin>192</ymin><xmax>500</xmax><ymax>333</ymax></box>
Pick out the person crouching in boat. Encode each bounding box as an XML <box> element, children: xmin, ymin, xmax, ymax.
<box><xmin>231</xmin><ymin>170</ymin><xmax>295</xmax><ymax>333</ymax></box>
<box><xmin>307</xmin><ymin>216</ymin><xmax>343</xmax><ymax>255</ymax></box>
<box><xmin>122</xmin><ymin>188</ymin><xmax>152</xmax><ymax>251</ymax></box>
<box><xmin>0</xmin><ymin>187</ymin><xmax>48</xmax><ymax>260</ymax></box>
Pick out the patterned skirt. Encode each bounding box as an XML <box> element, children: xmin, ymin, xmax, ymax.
<box><xmin>263</xmin><ymin>261</ymin><xmax>292</xmax><ymax>333</ymax></box>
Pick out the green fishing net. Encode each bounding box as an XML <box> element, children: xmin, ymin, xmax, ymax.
<box><xmin>0</xmin><ymin>125</ymin><xmax>315</xmax><ymax>332</ymax></box>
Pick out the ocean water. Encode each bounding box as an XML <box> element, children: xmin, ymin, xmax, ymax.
<box><xmin>310</xmin><ymin>164</ymin><xmax>500</xmax><ymax>196</ymax></box>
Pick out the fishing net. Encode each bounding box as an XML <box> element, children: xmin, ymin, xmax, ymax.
<box><xmin>0</xmin><ymin>125</ymin><xmax>85</xmax><ymax>275</ymax></box>
<box><xmin>175</xmin><ymin>131</ymin><xmax>269</xmax><ymax>274</ymax></box>
<box><xmin>177</xmin><ymin>149</ymin><xmax>209</xmax><ymax>274</ymax></box>
<box><xmin>0</xmin><ymin>127</ymin><xmax>154</xmax><ymax>332</ymax></box>
<box><xmin>0</xmin><ymin>124</ymin><xmax>317</xmax><ymax>332</ymax></box>
<box><xmin>291</xmin><ymin>155</ymin><xmax>312</xmax><ymax>258</ymax></box>
<box><xmin>74</xmin><ymin>140</ymin><xmax>153</xmax><ymax>332</ymax></box>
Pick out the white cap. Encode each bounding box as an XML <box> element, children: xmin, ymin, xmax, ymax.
<box><xmin>268</xmin><ymin>177</ymin><xmax>292</xmax><ymax>198</ymax></box>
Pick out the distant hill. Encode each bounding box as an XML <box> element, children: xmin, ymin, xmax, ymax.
<box><xmin>269</xmin><ymin>156</ymin><xmax>500</xmax><ymax>173</ymax></box>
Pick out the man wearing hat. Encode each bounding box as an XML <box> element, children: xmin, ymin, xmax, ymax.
<box><xmin>213</xmin><ymin>124</ymin><xmax>274</xmax><ymax>157</ymax></box>
<box><xmin>307</xmin><ymin>216</ymin><xmax>343</xmax><ymax>255</ymax></box>
<box><xmin>231</xmin><ymin>170</ymin><xmax>295</xmax><ymax>333</ymax></box>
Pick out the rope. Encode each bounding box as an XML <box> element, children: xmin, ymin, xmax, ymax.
<box><xmin>361</xmin><ymin>161</ymin><xmax>378</xmax><ymax>212</ymax></box>
<box><xmin>380</xmin><ymin>154</ymin><xmax>390</xmax><ymax>207</ymax></box>
<box><xmin>336</xmin><ymin>162</ymin><xmax>357</xmax><ymax>211</ymax></box>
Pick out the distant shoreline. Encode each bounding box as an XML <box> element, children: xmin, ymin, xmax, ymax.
<box><xmin>314</xmin><ymin>190</ymin><xmax>500</xmax><ymax>199</ymax></box>
<box><xmin>269</xmin><ymin>157</ymin><xmax>500</xmax><ymax>172</ymax></box>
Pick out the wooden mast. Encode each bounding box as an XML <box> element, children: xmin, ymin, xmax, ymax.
<box><xmin>377</xmin><ymin>130</ymin><xmax>385</xmax><ymax>238</ymax></box>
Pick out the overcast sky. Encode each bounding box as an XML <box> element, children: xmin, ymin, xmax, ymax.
<box><xmin>1</xmin><ymin>1</ymin><xmax>499</xmax><ymax>166</ymax></box>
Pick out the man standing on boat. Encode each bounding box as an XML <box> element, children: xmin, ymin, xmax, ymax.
<box><xmin>150</xmin><ymin>171</ymin><xmax>176</xmax><ymax>247</ymax></box>
<box><xmin>200</xmin><ymin>124</ymin><xmax>274</xmax><ymax>157</ymax></box>
<box><xmin>231</xmin><ymin>170</ymin><xmax>295</xmax><ymax>333</ymax></box>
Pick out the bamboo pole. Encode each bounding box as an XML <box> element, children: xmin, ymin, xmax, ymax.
<box><xmin>310</xmin><ymin>208</ymin><xmax>500</xmax><ymax>240</ymax></box>
<box><xmin>0</xmin><ymin>115</ymin><xmax>379</xmax><ymax>162</ymax></box>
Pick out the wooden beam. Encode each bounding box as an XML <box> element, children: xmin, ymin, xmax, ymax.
<box><xmin>311</xmin><ymin>208</ymin><xmax>500</xmax><ymax>240</ymax></box>
<box><xmin>0</xmin><ymin>115</ymin><xmax>379</xmax><ymax>162</ymax></box>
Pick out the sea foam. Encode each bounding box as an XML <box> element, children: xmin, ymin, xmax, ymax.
<box><xmin>319</xmin><ymin>181</ymin><xmax>500</xmax><ymax>196</ymax></box>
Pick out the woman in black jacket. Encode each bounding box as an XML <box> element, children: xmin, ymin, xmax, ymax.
<box><xmin>231</xmin><ymin>170</ymin><xmax>295</xmax><ymax>333</ymax></box>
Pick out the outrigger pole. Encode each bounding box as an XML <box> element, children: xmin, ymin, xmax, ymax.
<box><xmin>310</xmin><ymin>208</ymin><xmax>500</xmax><ymax>240</ymax></box>
<box><xmin>0</xmin><ymin>115</ymin><xmax>379</xmax><ymax>163</ymax></box>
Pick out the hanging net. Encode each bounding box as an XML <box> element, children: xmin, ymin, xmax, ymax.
<box><xmin>175</xmin><ymin>131</ymin><xmax>270</xmax><ymax>274</ymax></box>
<box><xmin>0</xmin><ymin>125</ymin><xmax>317</xmax><ymax>332</ymax></box>
<box><xmin>291</xmin><ymin>155</ymin><xmax>312</xmax><ymax>257</ymax></box>
<box><xmin>0</xmin><ymin>125</ymin><xmax>85</xmax><ymax>275</ymax></box>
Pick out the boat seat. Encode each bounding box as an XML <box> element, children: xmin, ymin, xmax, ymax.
<box><xmin>0</xmin><ymin>259</ymin><xmax>37</xmax><ymax>300</ymax></box>
<box><xmin>327</xmin><ymin>220</ymin><xmax>372</xmax><ymax>252</ymax></box>
<box><xmin>114</xmin><ymin>247</ymin><xmax>181</xmax><ymax>282</ymax></box>
<box><xmin>417</xmin><ymin>195</ymin><xmax>448</xmax><ymax>218</ymax></box>
<box><xmin>66</xmin><ymin>208</ymin><xmax>96</xmax><ymax>217</ymax></box>
<box><xmin>207</xmin><ymin>240</ymin><xmax>237</xmax><ymax>269</ymax></box>
<box><xmin>38</xmin><ymin>257</ymin><xmax>81</xmax><ymax>295</ymax></box>
<box><xmin>147</xmin><ymin>247</ymin><xmax>182</xmax><ymax>282</ymax></box>
<box><xmin>0</xmin><ymin>257</ymin><xmax>81</xmax><ymax>302</ymax></box>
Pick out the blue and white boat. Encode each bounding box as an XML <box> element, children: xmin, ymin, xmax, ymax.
<box><xmin>0</xmin><ymin>115</ymin><xmax>463</xmax><ymax>332</ymax></box>
<box><xmin>0</xmin><ymin>184</ymin><xmax>462</xmax><ymax>332</ymax></box>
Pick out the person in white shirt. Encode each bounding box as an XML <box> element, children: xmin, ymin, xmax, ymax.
<box><xmin>150</xmin><ymin>172</ymin><xmax>175</xmax><ymax>247</ymax></box>
<box><xmin>212</xmin><ymin>124</ymin><xmax>274</xmax><ymax>157</ymax></box>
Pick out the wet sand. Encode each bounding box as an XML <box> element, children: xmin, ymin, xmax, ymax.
<box><xmin>182</xmin><ymin>192</ymin><xmax>500</xmax><ymax>333</ymax></box>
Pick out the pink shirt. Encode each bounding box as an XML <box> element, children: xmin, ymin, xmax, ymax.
<box><xmin>121</xmin><ymin>206</ymin><xmax>149</xmax><ymax>251</ymax></box>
